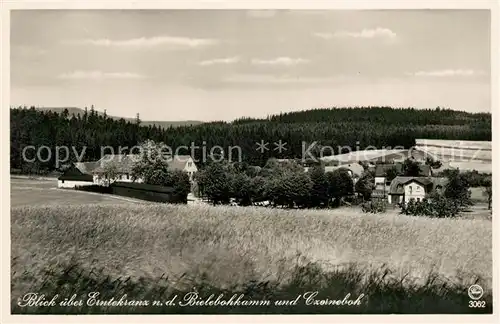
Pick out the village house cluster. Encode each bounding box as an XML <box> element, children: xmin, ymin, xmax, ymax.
<box><xmin>308</xmin><ymin>138</ymin><xmax>491</xmax><ymax>204</ymax></box>
<box><xmin>57</xmin><ymin>154</ymin><xmax>198</xmax><ymax>188</ymax></box>
<box><xmin>57</xmin><ymin>138</ymin><xmax>491</xmax><ymax>205</ymax></box>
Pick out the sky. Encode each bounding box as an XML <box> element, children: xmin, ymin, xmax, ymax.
<box><xmin>10</xmin><ymin>9</ymin><xmax>491</xmax><ymax>121</ymax></box>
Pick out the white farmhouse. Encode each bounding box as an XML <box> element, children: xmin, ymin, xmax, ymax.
<box><xmin>387</xmin><ymin>176</ymin><xmax>447</xmax><ymax>205</ymax></box>
<box><xmin>57</xmin><ymin>154</ymin><xmax>198</xmax><ymax>188</ymax></box>
<box><xmin>92</xmin><ymin>154</ymin><xmax>198</xmax><ymax>185</ymax></box>
<box><xmin>165</xmin><ymin>155</ymin><xmax>198</xmax><ymax>181</ymax></box>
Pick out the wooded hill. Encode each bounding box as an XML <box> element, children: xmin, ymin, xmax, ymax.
<box><xmin>10</xmin><ymin>106</ymin><xmax>491</xmax><ymax>173</ymax></box>
<box><xmin>34</xmin><ymin>107</ymin><xmax>203</xmax><ymax>128</ymax></box>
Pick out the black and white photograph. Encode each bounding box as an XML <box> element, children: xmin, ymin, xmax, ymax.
<box><xmin>3</xmin><ymin>1</ymin><xmax>498</xmax><ymax>320</ymax></box>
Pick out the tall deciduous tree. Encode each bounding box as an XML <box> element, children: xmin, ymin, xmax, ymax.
<box><xmin>99</xmin><ymin>162</ymin><xmax>120</xmax><ymax>186</ymax></box>
<box><xmin>327</xmin><ymin>168</ymin><xmax>355</xmax><ymax>206</ymax></box>
<box><xmin>131</xmin><ymin>140</ymin><xmax>190</xmax><ymax>202</ymax></box>
<box><xmin>403</xmin><ymin>158</ymin><xmax>422</xmax><ymax>177</ymax></box>
<box><xmin>197</xmin><ymin>162</ymin><xmax>232</xmax><ymax>205</ymax></box>
<box><xmin>444</xmin><ymin>169</ymin><xmax>472</xmax><ymax>207</ymax></box>
<box><xmin>309</xmin><ymin>165</ymin><xmax>329</xmax><ymax>207</ymax></box>
<box><xmin>355</xmin><ymin>171</ymin><xmax>375</xmax><ymax>201</ymax></box>
<box><xmin>386</xmin><ymin>165</ymin><xmax>402</xmax><ymax>182</ymax></box>
<box><xmin>482</xmin><ymin>176</ymin><xmax>492</xmax><ymax>210</ymax></box>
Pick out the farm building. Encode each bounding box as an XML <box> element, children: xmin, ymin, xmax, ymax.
<box><xmin>58</xmin><ymin>154</ymin><xmax>198</xmax><ymax>188</ymax></box>
<box><xmin>166</xmin><ymin>155</ymin><xmax>198</xmax><ymax>181</ymax></box>
<box><xmin>387</xmin><ymin>176</ymin><xmax>447</xmax><ymax>205</ymax></box>
<box><xmin>93</xmin><ymin>154</ymin><xmax>198</xmax><ymax>185</ymax></box>
<box><xmin>57</xmin><ymin>164</ymin><xmax>94</xmax><ymax>188</ymax></box>
<box><xmin>372</xmin><ymin>163</ymin><xmax>431</xmax><ymax>200</ymax></box>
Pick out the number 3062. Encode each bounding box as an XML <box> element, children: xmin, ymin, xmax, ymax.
<box><xmin>469</xmin><ymin>301</ymin><xmax>486</xmax><ymax>308</ymax></box>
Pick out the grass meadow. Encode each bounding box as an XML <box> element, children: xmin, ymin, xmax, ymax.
<box><xmin>11</xmin><ymin>200</ymin><xmax>493</xmax><ymax>314</ymax></box>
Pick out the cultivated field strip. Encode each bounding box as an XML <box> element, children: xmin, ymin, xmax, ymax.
<box><xmin>11</xmin><ymin>204</ymin><xmax>492</xmax><ymax>295</ymax></box>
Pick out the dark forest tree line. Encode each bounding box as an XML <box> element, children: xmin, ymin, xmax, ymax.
<box><xmin>10</xmin><ymin>106</ymin><xmax>491</xmax><ymax>174</ymax></box>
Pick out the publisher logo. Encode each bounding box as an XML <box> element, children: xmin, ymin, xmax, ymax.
<box><xmin>468</xmin><ymin>285</ymin><xmax>484</xmax><ymax>300</ymax></box>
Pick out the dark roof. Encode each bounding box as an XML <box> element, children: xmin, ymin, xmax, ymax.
<box><xmin>58</xmin><ymin>164</ymin><xmax>93</xmax><ymax>181</ymax></box>
<box><xmin>375</xmin><ymin>164</ymin><xmax>403</xmax><ymax>177</ymax></box>
<box><xmin>388</xmin><ymin>176</ymin><xmax>447</xmax><ymax>195</ymax></box>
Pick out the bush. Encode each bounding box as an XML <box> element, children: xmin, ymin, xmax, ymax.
<box><xmin>361</xmin><ymin>200</ymin><xmax>387</xmax><ymax>213</ymax></box>
<box><xmin>400</xmin><ymin>192</ymin><xmax>461</xmax><ymax>218</ymax></box>
<box><xmin>394</xmin><ymin>169</ymin><xmax>475</xmax><ymax>218</ymax></box>
<box><xmin>166</xmin><ymin>170</ymin><xmax>191</xmax><ymax>203</ymax></box>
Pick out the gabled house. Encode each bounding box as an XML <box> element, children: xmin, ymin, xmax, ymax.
<box><xmin>372</xmin><ymin>163</ymin><xmax>431</xmax><ymax>200</ymax></box>
<box><xmin>57</xmin><ymin>163</ymin><xmax>95</xmax><ymax>188</ymax></box>
<box><xmin>58</xmin><ymin>154</ymin><xmax>198</xmax><ymax>188</ymax></box>
<box><xmin>165</xmin><ymin>155</ymin><xmax>198</xmax><ymax>181</ymax></box>
<box><xmin>388</xmin><ymin>176</ymin><xmax>447</xmax><ymax>205</ymax></box>
<box><xmin>92</xmin><ymin>154</ymin><xmax>199</xmax><ymax>185</ymax></box>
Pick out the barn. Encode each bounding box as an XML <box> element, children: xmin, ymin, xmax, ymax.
<box><xmin>57</xmin><ymin>163</ymin><xmax>94</xmax><ymax>188</ymax></box>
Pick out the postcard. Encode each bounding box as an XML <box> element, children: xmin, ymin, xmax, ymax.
<box><xmin>2</xmin><ymin>1</ymin><xmax>498</xmax><ymax>323</ymax></box>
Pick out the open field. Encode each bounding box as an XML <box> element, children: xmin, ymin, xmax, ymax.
<box><xmin>11</xmin><ymin>200</ymin><xmax>492</xmax><ymax>313</ymax></box>
<box><xmin>11</xmin><ymin>177</ymin><xmax>148</xmax><ymax>207</ymax></box>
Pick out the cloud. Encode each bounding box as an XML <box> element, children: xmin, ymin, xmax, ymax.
<box><xmin>198</xmin><ymin>57</ymin><xmax>240</xmax><ymax>66</ymax></box>
<box><xmin>312</xmin><ymin>33</ymin><xmax>335</xmax><ymax>40</ymax></box>
<box><xmin>64</xmin><ymin>36</ymin><xmax>219</xmax><ymax>48</ymax></box>
<box><xmin>58</xmin><ymin>70</ymin><xmax>146</xmax><ymax>80</ymax></box>
<box><xmin>223</xmin><ymin>74</ymin><xmax>351</xmax><ymax>85</ymax></box>
<box><xmin>246</xmin><ymin>10</ymin><xmax>277</xmax><ymax>18</ymax></box>
<box><xmin>314</xmin><ymin>27</ymin><xmax>397</xmax><ymax>39</ymax></box>
<box><xmin>408</xmin><ymin>69</ymin><xmax>487</xmax><ymax>77</ymax></box>
<box><xmin>251</xmin><ymin>57</ymin><xmax>310</xmax><ymax>66</ymax></box>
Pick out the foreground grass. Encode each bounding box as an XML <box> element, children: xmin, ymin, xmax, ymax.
<box><xmin>11</xmin><ymin>204</ymin><xmax>492</xmax><ymax>314</ymax></box>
